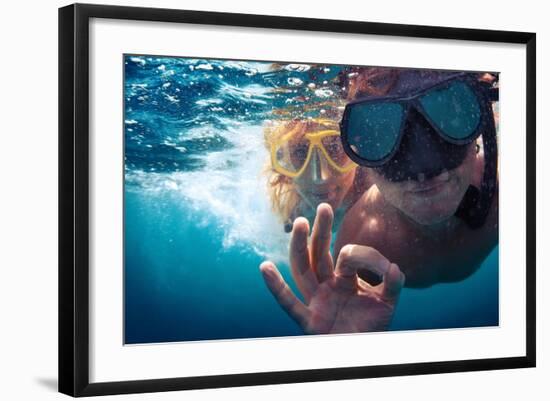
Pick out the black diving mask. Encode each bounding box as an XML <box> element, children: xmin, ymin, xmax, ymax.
<box><xmin>339</xmin><ymin>71</ymin><xmax>498</xmax><ymax>229</ymax></box>
<box><xmin>340</xmin><ymin>74</ymin><xmax>490</xmax><ymax>172</ymax></box>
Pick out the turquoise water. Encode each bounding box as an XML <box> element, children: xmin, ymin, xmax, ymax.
<box><xmin>390</xmin><ymin>245</ymin><xmax>498</xmax><ymax>331</ymax></box>
<box><xmin>123</xmin><ymin>56</ymin><xmax>498</xmax><ymax>344</ymax></box>
<box><xmin>125</xmin><ymin>187</ymin><xmax>303</xmax><ymax>343</ymax></box>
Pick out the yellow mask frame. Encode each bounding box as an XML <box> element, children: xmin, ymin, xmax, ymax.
<box><xmin>270</xmin><ymin>120</ymin><xmax>356</xmax><ymax>178</ymax></box>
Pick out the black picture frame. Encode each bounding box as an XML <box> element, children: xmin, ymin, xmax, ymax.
<box><xmin>58</xmin><ymin>3</ymin><xmax>536</xmax><ymax>397</ymax></box>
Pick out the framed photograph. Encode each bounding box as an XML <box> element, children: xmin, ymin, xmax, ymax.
<box><xmin>58</xmin><ymin>3</ymin><xmax>536</xmax><ymax>397</ymax></box>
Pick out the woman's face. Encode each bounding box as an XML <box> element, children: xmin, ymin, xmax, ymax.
<box><xmin>294</xmin><ymin>147</ymin><xmax>356</xmax><ymax>213</ymax></box>
<box><xmin>369</xmin><ymin>142</ymin><xmax>477</xmax><ymax>225</ymax></box>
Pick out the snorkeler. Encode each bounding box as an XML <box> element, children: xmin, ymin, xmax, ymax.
<box><xmin>264</xmin><ymin>118</ymin><xmax>368</xmax><ymax>233</ymax></box>
<box><xmin>260</xmin><ymin>68</ymin><xmax>499</xmax><ymax>334</ymax></box>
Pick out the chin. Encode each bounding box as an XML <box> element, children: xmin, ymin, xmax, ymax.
<box><xmin>400</xmin><ymin>175</ymin><xmax>469</xmax><ymax>225</ymax></box>
<box><xmin>408</xmin><ymin>210</ymin><xmax>455</xmax><ymax>226</ymax></box>
<box><xmin>402</xmin><ymin>196</ymin><xmax>463</xmax><ymax>225</ymax></box>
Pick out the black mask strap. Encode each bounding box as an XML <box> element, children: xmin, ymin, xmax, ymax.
<box><xmin>453</xmin><ymin>95</ymin><xmax>498</xmax><ymax>229</ymax></box>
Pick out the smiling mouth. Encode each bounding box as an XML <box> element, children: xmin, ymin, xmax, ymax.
<box><xmin>408</xmin><ymin>178</ymin><xmax>451</xmax><ymax>196</ymax></box>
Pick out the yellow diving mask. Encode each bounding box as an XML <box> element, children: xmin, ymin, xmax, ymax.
<box><xmin>271</xmin><ymin>119</ymin><xmax>357</xmax><ymax>178</ymax></box>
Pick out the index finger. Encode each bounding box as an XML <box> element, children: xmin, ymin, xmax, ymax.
<box><xmin>289</xmin><ymin>217</ymin><xmax>318</xmax><ymax>302</ymax></box>
<box><xmin>335</xmin><ymin>244</ymin><xmax>392</xmax><ymax>278</ymax></box>
<box><xmin>333</xmin><ymin>244</ymin><xmax>392</xmax><ymax>291</ymax></box>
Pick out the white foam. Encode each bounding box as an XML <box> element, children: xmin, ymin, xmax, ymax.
<box><xmin>127</xmin><ymin>124</ymin><xmax>289</xmax><ymax>264</ymax></box>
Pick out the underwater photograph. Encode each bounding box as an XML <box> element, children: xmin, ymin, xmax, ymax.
<box><xmin>123</xmin><ymin>55</ymin><xmax>499</xmax><ymax>344</ymax></box>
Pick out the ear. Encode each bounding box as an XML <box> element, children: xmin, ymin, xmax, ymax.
<box><xmin>478</xmin><ymin>73</ymin><xmax>499</xmax><ymax>102</ymax></box>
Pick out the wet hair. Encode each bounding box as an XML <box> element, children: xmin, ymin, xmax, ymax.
<box><xmin>262</xmin><ymin>120</ymin><xmax>310</xmax><ymax>226</ymax></box>
<box><xmin>337</xmin><ymin>67</ymin><xmax>498</xmax><ymax>179</ymax></box>
<box><xmin>338</xmin><ymin>66</ymin><xmax>499</xmax><ymax>229</ymax></box>
<box><xmin>263</xmin><ymin>119</ymin><xmax>336</xmax><ymax>225</ymax></box>
<box><xmin>263</xmin><ymin>119</ymin><xmax>368</xmax><ymax>228</ymax></box>
<box><xmin>339</xmin><ymin>66</ymin><xmax>498</xmax><ymax>102</ymax></box>
<box><xmin>339</xmin><ymin>66</ymin><xmax>400</xmax><ymax>100</ymax></box>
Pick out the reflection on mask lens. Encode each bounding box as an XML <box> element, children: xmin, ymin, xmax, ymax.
<box><xmin>274</xmin><ymin>131</ymin><xmax>355</xmax><ymax>177</ymax></box>
<box><xmin>419</xmin><ymin>81</ymin><xmax>481</xmax><ymax>140</ymax></box>
<box><xmin>275</xmin><ymin>139</ymin><xmax>309</xmax><ymax>173</ymax></box>
<box><xmin>346</xmin><ymin>102</ymin><xmax>404</xmax><ymax>162</ymax></box>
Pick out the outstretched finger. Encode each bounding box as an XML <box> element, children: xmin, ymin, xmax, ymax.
<box><xmin>260</xmin><ymin>262</ymin><xmax>310</xmax><ymax>329</ymax></box>
<box><xmin>334</xmin><ymin>244</ymin><xmax>392</xmax><ymax>291</ymax></box>
<box><xmin>310</xmin><ymin>203</ymin><xmax>335</xmax><ymax>283</ymax></box>
<box><xmin>290</xmin><ymin>217</ymin><xmax>318</xmax><ymax>301</ymax></box>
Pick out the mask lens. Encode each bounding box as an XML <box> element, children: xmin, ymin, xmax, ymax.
<box><xmin>419</xmin><ymin>81</ymin><xmax>481</xmax><ymax>140</ymax></box>
<box><xmin>274</xmin><ymin>136</ymin><xmax>310</xmax><ymax>174</ymax></box>
<box><xmin>345</xmin><ymin>102</ymin><xmax>404</xmax><ymax>162</ymax></box>
<box><xmin>320</xmin><ymin>135</ymin><xmax>354</xmax><ymax>169</ymax></box>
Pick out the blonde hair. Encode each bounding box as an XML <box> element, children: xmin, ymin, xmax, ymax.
<box><xmin>262</xmin><ymin>65</ymin><xmax>388</xmax><ymax>225</ymax></box>
<box><xmin>263</xmin><ymin>118</ymin><xmax>343</xmax><ymax>225</ymax></box>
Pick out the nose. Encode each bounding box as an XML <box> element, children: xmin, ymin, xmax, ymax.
<box><xmin>376</xmin><ymin>107</ymin><xmax>469</xmax><ymax>182</ymax></box>
<box><xmin>308</xmin><ymin>147</ymin><xmax>332</xmax><ymax>184</ymax></box>
<box><xmin>402</xmin><ymin>108</ymin><xmax>449</xmax><ymax>180</ymax></box>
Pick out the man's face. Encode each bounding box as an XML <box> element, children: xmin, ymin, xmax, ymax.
<box><xmin>344</xmin><ymin>69</ymin><xmax>487</xmax><ymax>225</ymax></box>
<box><xmin>369</xmin><ymin>142</ymin><xmax>477</xmax><ymax>225</ymax></box>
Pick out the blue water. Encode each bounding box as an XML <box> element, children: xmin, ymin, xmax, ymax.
<box><xmin>390</xmin><ymin>246</ymin><xmax>498</xmax><ymax>331</ymax></box>
<box><xmin>123</xmin><ymin>55</ymin><xmax>498</xmax><ymax>344</ymax></box>
<box><xmin>124</xmin><ymin>188</ymin><xmax>304</xmax><ymax>343</ymax></box>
